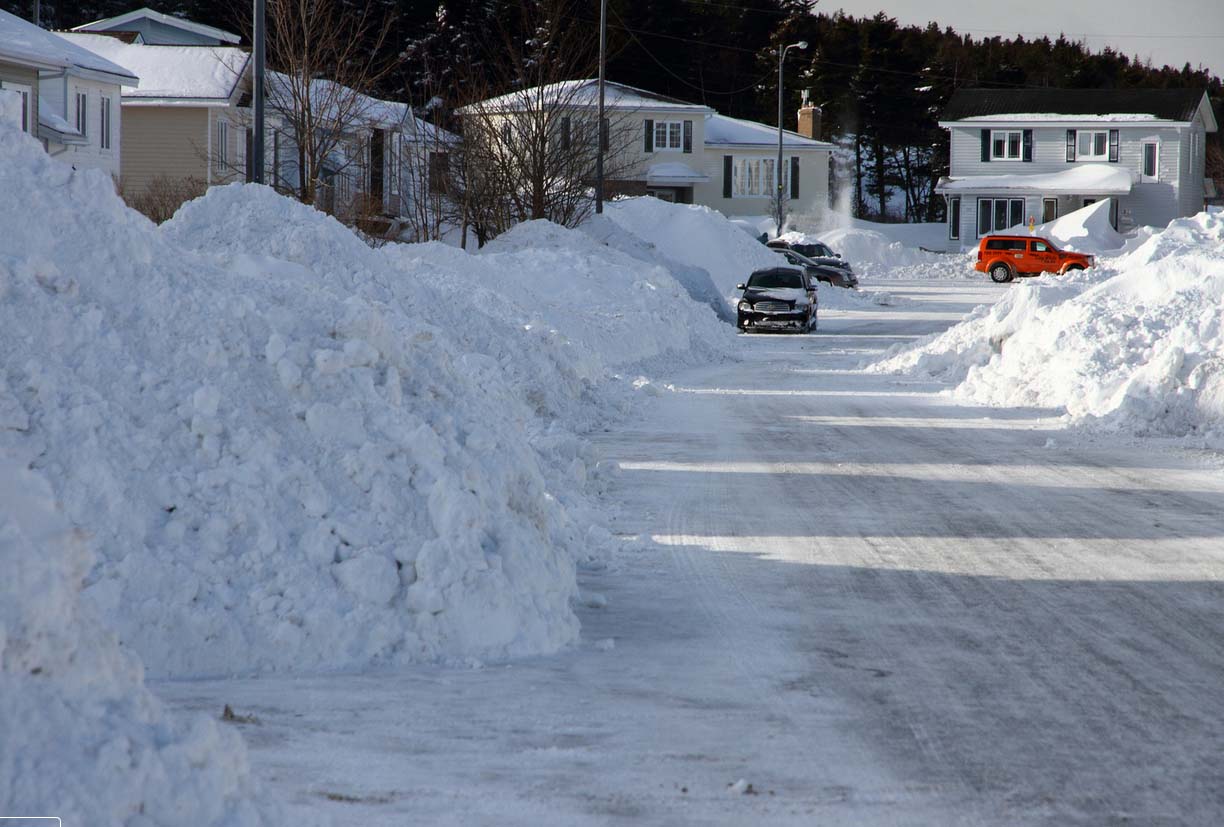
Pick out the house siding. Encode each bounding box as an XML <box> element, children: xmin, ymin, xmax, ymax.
<box><xmin>49</xmin><ymin>76</ymin><xmax>124</xmax><ymax>178</ymax></box>
<box><xmin>121</xmin><ymin>106</ymin><xmax>210</xmax><ymax>196</ymax></box>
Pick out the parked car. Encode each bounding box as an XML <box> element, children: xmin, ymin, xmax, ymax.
<box><xmin>771</xmin><ymin>247</ymin><xmax>859</xmax><ymax>289</ymax></box>
<box><xmin>766</xmin><ymin>238</ymin><xmax>856</xmax><ymax>280</ymax></box>
<box><xmin>736</xmin><ymin>267</ymin><xmax>818</xmax><ymax>333</ymax></box>
<box><xmin>975</xmin><ymin>235</ymin><xmax>1094</xmax><ymax>283</ymax></box>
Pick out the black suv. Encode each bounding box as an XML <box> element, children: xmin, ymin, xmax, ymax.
<box><xmin>736</xmin><ymin>267</ymin><xmax>818</xmax><ymax>333</ymax></box>
<box><xmin>771</xmin><ymin>247</ymin><xmax>858</xmax><ymax>289</ymax></box>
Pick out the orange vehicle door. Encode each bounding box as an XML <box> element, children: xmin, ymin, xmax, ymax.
<box><xmin>1028</xmin><ymin>240</ymin><xmax>1059</xmax><ymax>273</ymax></box>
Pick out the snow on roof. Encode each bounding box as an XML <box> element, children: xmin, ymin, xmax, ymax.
<box><xmin>704</xmin><ymin>113</ymin><xmax>832</xmax><ymax>150</ymax></box>
<box><xmin>646</xmin><ymin>161</ymin><xmax>710</xmax><ymax>184</ymax></box>
<box><xmin>60</xmin><ymin>32</ymin><xmax>247</xmax><ymax>101</ymax></box>
<box><xmin>72</xmin><ymin>7</ymin><xmax>240</xmax><ymax>44</ymax></box>
<box><xmin>460</xmin><ymin>80</ymin><xmax>712</xmax><ymax>114</ymax></box>
<box><xmin>966</xmin><ymin>113</ymin><xmax>1163</xmax><ymax>122</ymax></box>
<box><xmin>935</xmin><ymin>164</ymin><xmax>1134</xmax><ymax>196</ymax></box>
<box><xmin>0</xmin><ymin>10</ymin><xmax>137</xmax><ymax>84</ymax></box>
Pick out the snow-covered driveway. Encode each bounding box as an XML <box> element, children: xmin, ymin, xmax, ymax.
<box><xmin>158</xmin><ymin>280</ymin><xmax>1224</xmax><ymax>825</ymax></box>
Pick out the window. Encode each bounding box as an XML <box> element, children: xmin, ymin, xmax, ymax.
<box><xmin>428</xmin><ymin>151</ymin><xmax>448</xmax><ymax>194</ymax></box>
<box><xmin>1142</xmin><ymin>141</ymin><xmax>1159</xmax><ymax>181</ymax></box>
<box><xmin>732</xmin><ymin>157</ymin><xmax>790</xmax><ymax>197</ymax></box>
<box><xmin>236</xmin><ymin>127</ymin><xmax>248</xmax><ymax>180</ymax></box>
<box><xmin>653</xmin><ymin>120</ymin><xmax>683</xmax><ymax>151</ymax></box>
<box><xmin>984</xmin><ymin>238</ymin><xmax>1026</xmax><ymax>251</ymax></box>
<box><xmin>500</xmin><ymin>122</ymin><xmax>511</xmax><ymax>144</ymax></box>
<box><xmin>215</xmin><ymin>119</ymin><xmax>228</xmax><ymax>173</ymax></box>
<box><xmin>1032</xmin><ymin>241</ymin><xmax>1051</xmax><ymax>252</ymax></box>
<box><xmin>100</xmin><ymin>96</ymin><xmax>112</xmax><ymax>149</ymax></box>
<box><xmin>1076</xmin><ymin>130</ymin><xmax>1108</xmax><ymax>161</ymax></box>
<box><xmin>947</xmin><ymin>196</ymin><xmax>961</xmax><ymax>240</ymax></box>
<box><xmin>991</xmin><ymin>130</ymin><xmax>1022</xmax><ymax>160</ymax></box>
<box><xmin>75</xmin><ymin>92</ymin><xmax>87</xmax><ymax>138</ymax></box>
<box><xmin>3</xmin><ymin>83</ymin><xmax>32</xmax><ymax>133</ymax></box>
<box><xmin>977</xmin><ymin>198</ymin><xmax>1025</xmax><ymax>236</ymax></box>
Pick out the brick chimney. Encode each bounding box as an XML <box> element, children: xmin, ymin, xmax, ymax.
<box><xmin>797</xmin><ymin>89</ymin><xmax>821</xmax><ymax>140</ymax></box>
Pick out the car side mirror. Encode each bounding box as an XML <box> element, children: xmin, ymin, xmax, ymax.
<box><xmin>736</xmin><ymin>283</ymin><xmax>746</xmax><ymax>290</ymax></box>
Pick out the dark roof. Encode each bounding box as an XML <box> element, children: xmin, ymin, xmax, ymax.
<box><xmin>942</xmin><ymin>88</ymin><xmax>1207</xmax><ymax>122</ymax></box>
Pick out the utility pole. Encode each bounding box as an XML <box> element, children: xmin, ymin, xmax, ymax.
<box><xmin>595</xmin><ymin>0</ymin><xmax>607</xmax><ymax>213</ymax></box>
<box><xmin>32</xmin><ymin>0</ymin><xmax>39</xmax><ymax>26</ymax></box>
<box><xmin>774</xmin><ymin>39</ymin><xmax>807</xmax><ymax>238</ymax></box>
<box><xmin>251</xmin><ymin>0</ymin><xmax>266</xmax><ymax>184</ymax></box>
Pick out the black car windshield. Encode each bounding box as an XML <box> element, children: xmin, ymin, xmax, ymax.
<box><xmin>813</xmin><ymin>243</ymin><xmax>834</xmax><ymax>257</ymax></box>
<box><xmin>747</xmin><ymin>270</ymin><xmax>804</xmax><ymax>289</ymax></box>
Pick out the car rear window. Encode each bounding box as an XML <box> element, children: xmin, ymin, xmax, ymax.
<box><xmin>747</xmin><ymin>270</ymin><xmax>805</xmax><ymax>289</ymax></box>
<box><xmin>985</xmin><ymin>238</ymin><xmax>1026</xmax><ymax>251</ymax></box>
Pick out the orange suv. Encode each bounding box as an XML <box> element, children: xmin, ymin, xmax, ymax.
<box><xmin>975</xmin><ymin>235</ymin><xmax>1093</xmax><ymax>283</ymax></box>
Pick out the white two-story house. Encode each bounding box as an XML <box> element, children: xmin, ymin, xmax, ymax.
<box><xmin>935</xmin><ymin>88</ymin><xmax>1217</xmax><ymax>249</ymax></box>
<box><xmin>0</xmin><ymin>9</ymin><xmax>138</xmax><ymax>179</ymax></box>
<box><xmin>460</xmin><ymin>79</ymin><xmax>831</xmax><ymax>218</ymax></box>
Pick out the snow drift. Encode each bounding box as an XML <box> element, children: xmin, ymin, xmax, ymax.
<box><xmin>872</xmin><ymin>210</ymin><xmax>1224</xmax><ymax>442</ymax></box>
<box><xmin>0</xmin><ymin>459</ymin><xmax>269</xmax><ymax>825</ymax></box>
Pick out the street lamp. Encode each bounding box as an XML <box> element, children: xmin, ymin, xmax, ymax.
<box><xmin>774</xmin><ymin>40</ymin><xmax>807</xmax><ymax>238</ymax></box>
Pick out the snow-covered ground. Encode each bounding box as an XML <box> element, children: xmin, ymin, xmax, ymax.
<box><xmin>8</xmin><ymin>76</ymin><xmax>1224</xmax><ymax>823</ymax></box>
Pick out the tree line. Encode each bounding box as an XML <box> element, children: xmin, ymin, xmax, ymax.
<box><xmin>13</xmin><ymin>0</ymin><xmax>1222</xmax><ymax>223</ymax></box>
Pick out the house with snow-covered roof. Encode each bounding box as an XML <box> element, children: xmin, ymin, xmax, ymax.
<box><xmin>459</xmin><ymin>79</ymin><xmax>831</xmax><ymax>217</ymax></box>
<box><xmin>71</xmin><ymin>6</ymin><xmax>241</xmax><ymax>47</ymax></box>
<box><xmin>0</xmin><ymin>9</ymin><xmax>138</xmax><ymax>178</ymax></box>
<box><xmin>63</xmin><ymin>27</ymin><xmax>454</xmax><ymax>225</ymax></box>
<box><xmin>936</xmin><ymin>88</ymin><xmax>1218</xmax><ymax>250</ymax></box>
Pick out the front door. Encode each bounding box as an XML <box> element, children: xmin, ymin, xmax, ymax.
<box><xmin>1042</xmin><ymin>198</ymin><xmax>1058</xmax><ymax>223</ymax></box>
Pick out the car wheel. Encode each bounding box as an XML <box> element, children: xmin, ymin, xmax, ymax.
<box><xmin>989</xmin><ymin>263</ymin><xmax>1014</xmax><ymax>283</ymax></box>
<box><xmin>1063</xmin><ymin>264</ymin><xmax>1084</xmax><ymax>273</ymax></box>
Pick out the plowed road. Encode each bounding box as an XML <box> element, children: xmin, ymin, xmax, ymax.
<box><xmin>160</xmin><ymin>281</ymin><xmax>1224</xmax><ymax>825</ymax></box>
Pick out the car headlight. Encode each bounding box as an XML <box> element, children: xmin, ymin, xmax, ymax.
<box><xmin>738</xmin><ymin>300</ymin><xmax>752</xmax><ymax>312</ymax></box>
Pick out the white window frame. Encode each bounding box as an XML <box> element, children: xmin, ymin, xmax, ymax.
<box><xmin>653</xmin><ymin>119</ymin><xmax>683</xmax><ymax>151</ymax></box>
<box><xmin>1141</xmin><ymin>140</ymin><xmax>1159</xmax><ymax>182</ymax></box>
<box><xmin>75</xmin><ymin>91</ymin><xmax>88</xmax><ymax>138</ymax></box>
<box><xmin>990</xmin><ymin>129</ymin><xmax>1023</xmax><ymax>160</ymax></box>
<box><xmin>2</xmin><ymin>82</ymin><xmax>33</xmax><ymax>134</ymax></box>
<box><xmin>100</xmin><ymin>95</ymin><xmax>112</xmax><ymax>150</ymax></box>
<box><xmin>1076</xmin><ymin>129</ymin><xmax>1108</xmax><ymax>161</ymax></box>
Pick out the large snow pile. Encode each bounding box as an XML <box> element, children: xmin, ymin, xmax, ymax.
<box><xmin>1002</xmin><ymin>199</ymin><xmax>1124</xmax><ymax>254</ymax></box>
<box><xmin>1</xmin><ymin>108</ymin><xmax>596</xmax><ymax>677</ymax></box>
<box><xmin>872</xmin><ymin>211</ymin><xmax>1224</xmax><ymax>441</ymax></box>
<box><xmin>0</xmin><ymin>461</ymin><xmax>269</xmax><ymax>825</ymax></box>
<box><xmin>602</xmin><ymin>197</ymin><xmax>779</xmax><ymax>303</ymax></box>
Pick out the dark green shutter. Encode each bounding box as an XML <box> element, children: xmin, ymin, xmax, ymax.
<box><xmin>1066</xmin><ymin>130</ymin><xmax>1076</xmax><ymax>162</ymax></box>
<box><xmin>789</xmin><ymin>157</ymin><xmax>799</xmax><ymax>198</ymax></box>
<box><xmin>1108</xmin><ymin>129</ymin><xmax>1119</xmax><ymax>162</ymax></box>
<box><xmin>1022</xmin><ymin>129</ymin><xmax>1033</xmax><ymax>162</ymax></box>
<box><xmin>644</xmin><ymin>119</ymin><xmax>654</xmax><ymax>153</ymax></box>
<box><xmin>722</xmin><ymin>156</ymin><xmax>732</xmax><ymax>198</ymax></box>
<box><xmin>682</xmin><ymin>120</ymin><xmax>692</xmax><ymax>153</ymax></box>
<box><xmin>980</xmin><ymin>129</ymin><xmax>990</xmax><ymax>162</ymax></box>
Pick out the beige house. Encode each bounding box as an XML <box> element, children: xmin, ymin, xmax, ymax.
<box><xmin>0</xmin><ymin>9</ymin><xmax>138</xmax><ymax>178</ymax></box>
<box><xmin>461</xmin><ymin>79</ymin><xmax>832</xmax><ymax>218</ymax></box>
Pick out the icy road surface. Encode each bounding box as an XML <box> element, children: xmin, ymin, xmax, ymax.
<box><xmin>158</xmin><ymin>281</ymin><xmax>1224</xmax><ymax>825</ymax></box>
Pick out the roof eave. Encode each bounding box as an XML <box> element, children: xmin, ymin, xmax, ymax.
<box><xmin>938</xmin><ymin>118</ymin><xmax>1187</xmax><ymax>128</ymax></box>
<box><xmin>706</xmin><ymin>141</ymin><xmax>831</xmax><ymax>150</ymax></box>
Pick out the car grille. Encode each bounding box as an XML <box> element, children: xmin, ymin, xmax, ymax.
<box><xmin>754</xmin><ymin>301</ymin><xmax>791</xmax><ymax>312</ymax></box>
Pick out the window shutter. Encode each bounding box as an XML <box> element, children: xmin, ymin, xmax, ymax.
<box><xmin>644</xmin><ymin>119</ymin><xmax>654</xmax><ymax>153</ymax></box>
<box><xmin>561</xmin><ymin>116</ymin><xmax>571</xmax><ymax>150</ymax></box>
<box><xmin>682</xmin><ymin>120</ymin><xmax>693</xmax><ymax>153</ymax></box>
<box><xmin>1022</xmin><ymin>129</ymin><xmax>1033</xmax><ymax>162</ymax></box>
<box><xmin>980</xmin><ymin>129</ymin><xmax>990</xmax><ymax>162</ymax></box>
<box><xmin>722</xmin><ymin>156</ymin><xmax>733</xmax><ymax>198</ymax></box>
<box><xmin>1108</xmin><ymin>129</ymin><xmax>1119</xmax><ymax>163</ymax></box>
<box><xmin>1066</xmin><ymin>130</ymin><xmax>1076</xmax><ymax>162</ymax></box>
<box><xmin>789</xmin><ymin>157</ymin><xmax>799</xmax><ymax>198</ymax></box>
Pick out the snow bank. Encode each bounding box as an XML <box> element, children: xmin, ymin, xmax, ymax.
<box><xmin>602</xmin><ymin>197</ymin><xmax>779</xmax><ymax>303</ymax></box>
<box><xmin>872</xmin><ymin>211</ymin><xmax>1224</xmax><ymax>442</ymax></box>
<box><xmin>1002</xmin><ymin>199</ymin><xmax>1124</xmax><ymax>254</ymax></box>
<box><xmin>1</xmin><ymin>111</ymin><xmax>587</xmax><ymax>677</ymax></box>
<box><xmin>0</xmin><ymin>461</ymin><xmax>269</xmax><ymax>825</ymax></box>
